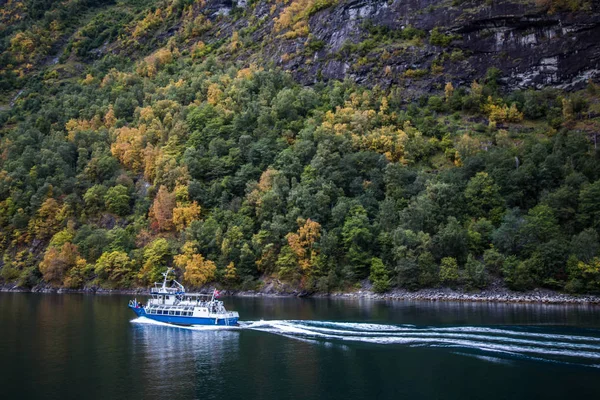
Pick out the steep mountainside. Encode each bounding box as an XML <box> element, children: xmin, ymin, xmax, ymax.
<box><xmin>2</xmin><ymin>0</ymin><xmax>599</xmax><ymax>100</ymax></box>
<box><xmin>211</xmin><ymin>0</ymin><xmax>600</xmax><ymax>93</ymax></box>
<box><xmin>1</xmin><ymin>0</ymin><xmax>600</xmax><ymax>295</ymax></box>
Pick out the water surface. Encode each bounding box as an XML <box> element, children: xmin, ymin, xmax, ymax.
<box><xmin>1</xmin><ymin>293</ymin><xmax>599</xmax><ymax>399</ymax></box>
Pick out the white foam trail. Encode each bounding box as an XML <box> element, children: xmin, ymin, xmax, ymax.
<box><xmin>340</xmin><ymin>335</ymin><xmax>600</xmax><ymax>359</ymax></box>
<box><xmin>452</xmin><ymin>352</ymin><xmax>514</xmax><ymax>365</ymax></box>
<box><xmin>132</xmin><ymin>318</ymin><xmax>600</xmax><ymax>365</ymax></box>
<box><xmin>241</xmin><ymin>320</ymin><xmax>600</xmax><ymax>364</ymax></box>
<box><xmin>302</xmin><ymin>321</ymin><xmax>600</xmax><ymax>343</ymax></box>
<box><xmin>433</xmin><ymin>326</ymin><xmax>600</xmax><ymax>342</ymax></box>
<box><xmin>286</xmin><ymin>325</ymin><xmax>600</xmax><ymax>351</ymax></box>
<box><xmin>301</xmin><ymin>321</ymin><xmax>413</xmax><ymax>331</ymax></box>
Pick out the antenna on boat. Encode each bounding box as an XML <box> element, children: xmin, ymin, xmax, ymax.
<box><xmin>160</xmin><ymin>267</ymin><xmax>185</xmax><ymax>293</ymax></box>
<box><xmin>161</xmin><ymin>268</ymin><xmax>173</xmax><ymax>290</ymax></box>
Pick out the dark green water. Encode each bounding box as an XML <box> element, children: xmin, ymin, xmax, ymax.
<box><xmin>1</xmin><ymin>293</ymin><xmax>600</xmax><ymax>400</ymax></box>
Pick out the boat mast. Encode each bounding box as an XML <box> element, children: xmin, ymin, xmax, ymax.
<box><xmin>161</xmin><ymin>269</ymin><xmax>170</xmax><ymax>291</ymax></box>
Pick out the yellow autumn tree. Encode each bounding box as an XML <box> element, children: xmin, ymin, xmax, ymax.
<box><xmin>111</xmin><ymin>125</ymin><xmax>147</xmax><ymax>173</ymax></box>
<box><xmin>104</xmin><ymin>106</ymin><xmax>117</xmax><ymax>128</ymax></box>
<box><xmin>170</xmin><ymin>185</ymin><xmax>201</xmax><ymax>231</ymax></box>
<box><xmin>207</xmin><ymin>83</ymin><xmax>222</xmax><ymax>106</ymax></box>
<box><xmin>39</xmin><ymin>242</ymin><xmax>85</xmax><ymax>286</ymax></box>
<box><xmin>286</xmin><ymin>218</ymin><xmax>321</xmax><ymax>275</ymax></box>
<box><xmin>29</xmin><ymin>197</ymin><xmax>62</xmax><ymax>240</ymax></box>
<box><xmin>173</xmin><ymin>201</ymin><xmax>201</xmax><ymax>231</ymax></box>
<box><xmin>229</xmin><ymin>31</ymin><xmax>241</xmax><ymax>51</ymax></box>
<box><xmin>445</xmin><ymin>82</ymin><xmax>454</xmax><ymax>101</ymax></box>
<box><xmin>175</xmin><ymin>242</ymin><xmax>216</xmax><ymax>287</ymax></box>
<box><xmin>224</xmin><ymin>262</ymin><xmax>238</xmax><ymax>282</ymax></box>
<box><xmin>247</xmin><ymin>168</ymin><xmax>279</xmax><ymax>207</ymax></box>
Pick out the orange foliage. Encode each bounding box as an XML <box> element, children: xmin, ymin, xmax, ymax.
<box><xmin>82</xmin><ymin>74</ymin><xmax>95</xmax><ymax>85</ymax></box>
<box><xmin>173</xmin><ymin>201</ymin><xmax>201</xmax><ymax>231</ymax></box>
<box><xmin>39</xmin><ymin>242</ymin><xmax>85</xmax><ymax>286</ymax></box>
<box><xmin>149</xmin><ymin>185</ymin><xmax>176</xmax><ymax>232</ymax></box>
<box><xmin>319</xmin><ymin>97</ymin><xmax>407</xmax><ymax>162</ymax></box>
<box><xmin>207</xmin><ymin>83</ymin><xmax>223</xmax><ymax>106</ymax></box>
<box><xmin>111</xmin><ymin>125</ymin><xmax>147</xmax><ymax>173</ymax></box>
<box><xmin>273</xmin><ymin>0</ymin><xmax>326</xmax><ymax>38</ymax></box>
<box><xmin>142</xmin><ymin>144</ymin><xmax>163</xmax><ymax>181</ymax></box>
<box><xmin>484</xmin><ymin>97</ymin><xmax>524</xmax><ymax>124</ymax></box>
<box><xmin>65</xmin><ymin>117</ymin><xmax>103</xmax><ymax>142</ymax></box>
<box><xmin>136</xmin><ymin>47</ymin><xmax>177</xmax><ymax>77</ymax></box>
<box><xmin>247</xmin><ymin>168</ymin><xmax>280</xmax><ymax>207</ymax></box>
<box><xmin>286</xmin><ymin>218</ymin><xmax>321</xmax><ymax>274</ymax></box>
<box><xmin>104</xmin><ymin>106</ymin><xmax>117</xmax><ymax>128</ymax></box>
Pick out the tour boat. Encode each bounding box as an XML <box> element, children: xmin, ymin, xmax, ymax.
<box><xmin>128</xmin><ymin>270</ymin><xmax>239</xmax><ymax>326</ymax></box>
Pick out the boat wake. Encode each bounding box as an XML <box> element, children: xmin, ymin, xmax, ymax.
<box><xmin>239</xmin><ymin>320</ymin><xmax>600</xmax><ymax>368</ymax></box>
<box><xmin>131</xmin><ymin>317</ymin><xmax>600</xmax><ymax>367</ymax></box>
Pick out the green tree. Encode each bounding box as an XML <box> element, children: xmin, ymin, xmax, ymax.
<box><xmin>369</xmin><ymin>257</ymin><xmax>390</xmax><ymax>293</ymax></box>
<box><xmin>578</xmin><ymin>180</ymin><xmax>600</xmax><ymax>231</ymax></box>
<box><xmin>502</xmin><ymin>255</ymin><xmax>536</xmax><ymax>291</ymax></box>
<box><xmin>95</xmin><ymin>251</ymin><xmax>134</xmax><ymax>287</ymax></box>
<box><xmin>433</xmin><ymin>217</ymin><xmax>468</xmax><ymax>263</ymax></box>
<box><xmin>483</xmin><ymin>247</ymin><xmax>504</xmax><ymax>275</ymax></box>
<box><xmin>464</xmin><ymin>172</ymin><xmax>503</xmax><ymax>221</ymax></box>
<box><xmin>342</xmin><ymin>205</ymin><xmax>373</xmax><ymax>279</ymax></box>
<box><xmin>139</xmin><ymin>238</ymin><xmax>171</xmax><ymax>284</ymax></box>
<box><xmin>104</xmin><ymin>185</ymin><xmax>130</xmax><ymax>216</ymax></box>
<box><xmin>439</xmin><ymin>257</ymin><xmax>459</xmax><ymax>286</ymax></box>
<box><xmin>277</xmin><ymin>245</ymin><xmax>300</xmax><ymax>283</ymax></box>
<box><xmin>520</xmin><ymin>204</ymin><xmax>560</xmax><ymax>252</ymax></box>
<box><xmin>492</xmin><ymin>209</ymin><xmax>524</xmax><ymax>255</ymax></box>
<box><xmin>83</xmin><ymin>185</ymin><xmax>107</xmax><ymax>215</ymax></box>
<box><xmin>570</xmin><ymin>228</ymin><xmax>599</xmax><ymax>263</ymax></box>
<box><xmin>465</xmin><ymin>254</ymin><xmax>487</xmax><ymax>289</ymax></box>
<box><xmin>417</xmin><ymin>251</ymin><xmax>439</xmax><ymax>287</ymax></box>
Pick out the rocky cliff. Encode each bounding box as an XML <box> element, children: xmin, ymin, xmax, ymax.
<box><xmin>198</xmin><ymin>0</ymin><xmax>600</xmax><ymax>94</ymax></box>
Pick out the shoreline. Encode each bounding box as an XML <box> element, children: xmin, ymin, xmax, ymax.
<box><xmin>1</xmin><ymin>284</ymin><xmax>599</xmax><ymax>305</ymax></box>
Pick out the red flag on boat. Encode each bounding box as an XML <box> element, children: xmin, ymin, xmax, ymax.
<box><xmin>214</xmin><ymin>289</ymin><xmax>220</xmax><ymax>298</ymax></box>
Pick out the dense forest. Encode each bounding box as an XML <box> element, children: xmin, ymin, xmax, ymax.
<box><xmin>1</xmin><ymin>0</ymin><xmax>600</xmax><ymax>294</ymax></box>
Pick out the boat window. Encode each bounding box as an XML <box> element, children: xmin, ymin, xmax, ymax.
<box><xmin>175</xmin><ymin>311</ymin><xmax>180</xmax><ymax>316</ymax></box>
<box><xmin>169</xmin><ymin>310</ymin><xmax>174</xmax><ymax>315</ymax></box>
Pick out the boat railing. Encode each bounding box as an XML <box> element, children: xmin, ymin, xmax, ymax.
<box><xmin>150</xmin><ymin>283</ymin><xmax>183</xmax><ymax>294</ymax></box>
<box><xmin>128</xmin><ymin>299</ymin><xmax>143</xmax><ymax>308</ymax></box>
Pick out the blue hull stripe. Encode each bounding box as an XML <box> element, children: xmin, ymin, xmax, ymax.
<box><xmin>129</xmin><ymin>306</ymin><xmax>238</xmax><ymax>326</ymax></box>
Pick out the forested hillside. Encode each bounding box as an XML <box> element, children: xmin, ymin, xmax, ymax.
<box><xmin>1</xmin><ymin>0</ymin><xmax>600</xmax><ymax>294</ymax></box>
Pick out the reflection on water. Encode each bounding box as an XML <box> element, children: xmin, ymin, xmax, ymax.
<box><xmin>2</xmin><ymin>293</ymin><xmax>600</xmax><ymax>400</ymax></box>
<box><xmin>130</xmin><ymin>319</ymin><xmax>240</xmax><ymax>399</ymax></box>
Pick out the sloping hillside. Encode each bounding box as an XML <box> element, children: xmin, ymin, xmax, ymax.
<box><xmin>1</xmin><ymin>0</ymin><xmax>600</xmax><ymax>294</ymax></box>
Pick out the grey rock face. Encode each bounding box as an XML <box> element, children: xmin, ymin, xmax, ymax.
<box><xmin>204</xmin><ymin>0</ymin><xmax>600</xmax><ymax>93</ymax></box>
